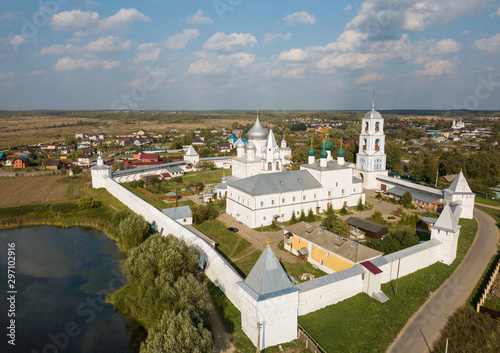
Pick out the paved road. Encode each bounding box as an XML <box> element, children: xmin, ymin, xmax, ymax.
<box><xmin>387</xmin><ymin>209</ymin><xmax>499</xmax><ymax>353</ymax></box>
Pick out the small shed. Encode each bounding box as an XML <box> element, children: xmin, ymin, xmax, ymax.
<box><xmin>346</xmin><ymin>217</ymin><xmax>388</xmax><ymax>239</ymax></box>
<box><xmin>162</xmin><ymin>206</ymin><xmax>192</xmax><ymax>225</ymax></box>
<box><xmin>165</xmin><ymin>192</ymin><xmax>178</xmax><ymax>201</ymax></box>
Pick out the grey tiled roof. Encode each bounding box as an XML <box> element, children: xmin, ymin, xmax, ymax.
<box><xmin>386</xmin><ymin>187</ymin><xmax>442</xmax><ymax>204</ymax></box>
<box><xmin>161</xmin><ymin>206</ymin><xmax>192</xmax><ymax>219</ymax></box>
<box><xmin>228</xmin><ymin>170</ymin><xmax>321</xmax><ymax>196</ymax></box>
<box><xmin>244</xmin><ymin>246</ymin><xmax>293</xmax><ymax>296</ymax></box>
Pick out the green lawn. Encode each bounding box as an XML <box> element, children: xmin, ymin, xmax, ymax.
<box><xmin>161</xmin><ymin>199</ymin><xmax>195</xmax><ymax>209</ymax></box>
<box><xmin>476</xmin><ymin>205</ymin><xmax>500</xmax><ymax>225</ymax></box>
<box><xmin>183</xmin><ymin>169</ymin><xmax>231</xmax><ymax>185</ymax></box>
<box><xmin>298</xmin><ymin>218</ymin><xmax>478</xmax><ymax>353</ymax></box>
<box><xmin>475</xmin><ymin>196</ymin><xmax>500</xmax><ymax>207</ymax></box>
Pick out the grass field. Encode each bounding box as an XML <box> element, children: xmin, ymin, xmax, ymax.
<box><xmin>183</xmin><ymin>168</ymin><xmax>232</xmax><ymax>185</ymax></box>
<box><xmin>298</xmin><ymin>218</ymin><xmax>478</xmax><ymax>353</ymax></box>
<box><xmin>475</xmin><ymin>197</ymin><xmax>500</xmax><ymax>207</ymax></box>
<box><xmin>0</xmin><ymin>175</ymin><xmax>78</xmax><ymax>206</ymax></box>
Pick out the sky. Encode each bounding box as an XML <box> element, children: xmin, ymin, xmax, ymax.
<box><xmin>0</xmin><ymin>0</ymin><xmax>499</xmax><ymax>111</ymax></box>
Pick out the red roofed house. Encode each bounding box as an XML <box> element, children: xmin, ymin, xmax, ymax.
<box><xmin>133</xmin><ymin>153</ymin><xmax>160</xmax><ymax>162</ymax></box>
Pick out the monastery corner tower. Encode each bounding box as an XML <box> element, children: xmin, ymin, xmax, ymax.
<box><xmin>355</xmin><ymin>95</ymin><xmax>388</xmax><ymax>189</ymax></box>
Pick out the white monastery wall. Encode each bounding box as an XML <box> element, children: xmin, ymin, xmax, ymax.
<box><xmin>296</xmin><ymin>266</ymin><xmax>364</xmax><ymax>316</ymax></box>
<box><xmin>102</xmin><ymin>176</ymin><xmax>244</xmax><ymax>311</ymax></box>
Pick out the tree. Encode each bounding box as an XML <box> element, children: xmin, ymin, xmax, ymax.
<box><xmin>385</xmin><ymin>143</ymin><xmax>402</xmax><ymax>171</ymax></box>
<box><xmin>140</xmin><ymin>309</ymin><xmax>213</xmax><ymax>353</ymax></box>
<box><xmin>321</xmin><ymin>214</ymin><xmax>350</xmax><ymax>237</ymax></box>
<box><xmin>401</xmin><ymin>191</ymin><xmax>413</xmax><ymax>207</ymax></box>
<box><xmin>372</xmin><ymin>211</ymin><xmax>382</xmax><ymax>221</ymax></box>
<box><xmin>299</xmin><ymin>210</ymin><xmax>307</xmax><ymax>222</ymax></box>
<box><xmin>191</xmin><ymin>204</ymin><xmax>218</xmax><ymax>224</ymax></box>
<box><xmin>306</xmin><ymin>208</ymin><xmax>315</xmax><ymax>222</ymax></box>
<box><xmin>340</xmin><ymin>206</ymin><xmax>348</xmax><ymax>215</ymax></box>
<box><xmin>290</xmin><ymin>211</ymin><xmax>298</xmax><ymax>224</ymax></box>
<box><xmin>118</xmin><ymin>214</ymin><xmax>150</xmax><ymax>249</ymax></box>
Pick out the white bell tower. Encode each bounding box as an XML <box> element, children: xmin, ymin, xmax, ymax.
<box><xmin>355</xmin><ymin>94</ymin><xmax>388</xmax><ymax>189</ymax></box>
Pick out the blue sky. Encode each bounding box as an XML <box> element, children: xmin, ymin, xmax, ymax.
<box><xmin>0</xmin><ymin>0</ymin><xmax>499</xmax><ymax>110</ymax></box>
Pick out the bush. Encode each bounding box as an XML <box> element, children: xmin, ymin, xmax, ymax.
<box><xmin>356</xmin><ymin>198</ymin><xmax>364</xmax><ymax>211</ymax></box>
<box><xmin>78</xmin><ymin>196</ymin><xmax>101</xmax><ymax>210</ymax></box>
<box><xmin>340</xmin><ymin>206</ymin><xmax>348</xmax><ymax>215</ymax></box>
<box><xmin>401</xmin><ymin>191</ymin><xmax>413</xmax><ymax>207</ymax></box>
<box><xmin>373</xmin><ymin>211</ymin><xmax>383</xmax><ymax>221</ymax></box>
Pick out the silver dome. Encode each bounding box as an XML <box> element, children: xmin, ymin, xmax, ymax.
<box><xmin>246</xmin><ymin>141</ymin><xmax>256</xmax><ymax>150</ymax></box>
<box><xmin>364</xmin><ymin>108</ymin><xmax>382</xmax><ymax>119</ymax></box>
<box><xmin>247</xmin><ymin>117</ymin><xmax>268</xmax><ymax>140</ymax></box>
<box><xmin>235</xmin><ymin>138</ymin><xmax>246</xmax><ymax>148</ymax></box>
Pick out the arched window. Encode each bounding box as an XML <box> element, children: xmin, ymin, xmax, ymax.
<box><xmin>365</xmin><ymin>122</ymin><xmax>369</xmax><ymax>131</ymax></box>
<box><xmin>375</xmin><ymin>122</ymin><xmax>380</xmax><ymax>131</ymax></box>
<box><xmin>276</xmin><ymin>161</ymin><xmax>279</xmax><ymax>170</ymax></box>
<box><xmin>363</xmin><ymin>138</ymin><xmax>367</xmax><ymax>150</ymax></box>
<box><xmin>375</xmin><ymin>139</ymin><xmax>380</xmax><ymax>151</ymax></box>
<box><xmin>268</xmin><ymin>162</ymin><xmax>272</xmax><ymax>170</ymax></box>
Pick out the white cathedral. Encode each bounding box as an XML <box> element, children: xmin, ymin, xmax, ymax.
<box><xmin>222</xmin><ymin>100</ymin><xmax>390</xmax><ymax>228</ymax></box>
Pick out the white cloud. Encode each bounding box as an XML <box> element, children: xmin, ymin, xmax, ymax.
<box><xmin>346</xmin><ymin>0</ymin><xmax>489</xmax><ymax>36</ymax></box>
<box><xmin>278</xmin><ymin>48</ymin><xmax>309</xmax><ymax>61</ymax></box>
<box><xmin>343</xmin><ymin>5</ymin><xmax>353</xmax><ymax>11</ymax></box>
<box><xmin>50</xmin><ymin>8</ymin><xmax>150</xmax><ymax>36</ymax></box>
<box><xmin>429</xmin><ymin>38</ymin><xmax>461</xmax><ymax>55</ymax></box>
<box><xmin>0</xmin><ymin>71</ymin><xmax>14</xmax><ymax>78</ymax></box>
<box><xmin>355</xmin><ymin>72</ymin><xmax>387</xmax><ymax>84</ymax></box>
<box><xmin>83</xmin><ymin>35</ymin><xmax>132</xmax><ymax>53</ymax></box>
<box><xmin>50</xmin><ymin>10</ymin><xmax>99</xmax><ymax>31</ymax></box>
<box><xmin>490</xmin><ymin>6</ymin><xmax>500</xmax><ymax>17</ymax></box>
<box><xmin>54</xmin><ymin>56</ymin><xmax>120</xmax><ymax>71</ymax></box>
<box><xmin>0</xmin><ymin>11</ymin><xmax>23</xmax><ymax>21</ymax></box>
<box><xmin>473</xmin><ymin>33</ymin><xmax>500</xmax><ymax>54</ymax></box>
<box><xmin>185</xmin><ymin>10</ymin><xmax>213</xmax><ymax>24</ymax></box>
<box><xmin>316</xmin><ymin>52</ymin><xmax>389</xmax><ymax>70</ymax></box>
<box><xmin>202</xmin><ymin>32</ymin><xmax>257</xmax><ymax>52</ymax></box>
<box><xmin>134</xmin><ymin>43</ymin><xmax>161</xmax><ymax>62</ymax></box>
<box><xmin>283</xmin><ymin>11</ymin><xmax>316</xmax><ymax>25</ymax></box>
<box><xmin>460</xmin><ymin>30</ymin><xmax>470</xmax><ymax>36</ymax></box>
<box><xmin>10</xmin><ymin>35</ymin><xmax>28</xmax><ymax>46</ymax></box>
<box><xmin>28</xmin><ymin>70</ymin><xmax>47</xmax><ymax>77</ymax></box>
<box><xmin>164</xmin><ymin>29</ymin><xmax>200</xmax><ymax>50</ymax></box>
<box><xmin>188</xmin><ymin>52</ymin><xmax>256</xmax><ymax>75</ymax></box>
<box><xmin>415</xmin><ymin>60</ymin><xmax>457</xmax><ymax>76</ymax></box>
<box><xmin>263</xmin><ymin>33</ymin><xmax>292</xmax><ymax>45</ymax></box>
<box><xmin>96</xmin><ymin>8</ymin><xmax>151</xmax><ymax>33</ymax></box>
<box><xmin>37</xmin><ymin>44</ymin><xmax>74</xmax><ymax>56</ymax></box>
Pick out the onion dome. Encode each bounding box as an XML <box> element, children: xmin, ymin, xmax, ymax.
<box><xmin>337</xmin><ymin>147</ymin><xmax>346</xmax><ymax>158</ymax></box>
<box><xmin>246</xmin><ymin>140</ymin><xmax>256</xmax><ymax>150</ymax></box>
<box><xmin>319</xmin><ymin>138</ymin><xmax>333</xmax><ymax>151</ymax></box>
<box><xmin>247</xmin><ymin>117</ymin><xmax>268</xmax><ymax>140</ymax></box>
<box><xmin>235</xmin><ymin>138</ymin><xmax>246</xmax><ymax>148</ymax></box>
<box><xmin>319</xmin><ymin>149</ymin><xmax>327</xmax><ymax>159</ymax></box>
<box><xmin>308</xmin><ymin>146</ymin><xmax>316</xmax><ymax>156</ymax></box>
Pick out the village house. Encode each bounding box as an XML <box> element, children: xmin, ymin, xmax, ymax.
<box><xmin>161</xmin><ymin>206</ymin><xmax>192</xmax><ymax>225</ymax></box>
<box><xmin>133</xmin><ymin>153</ymin><xmax>160</xmax><ymax>162</ymax></box>
<box><xmin>218</xmin><ymin>143</ymin><xmax>231</xmax><ymax>152</ymax></box>
<box><xmin>284</xmin><ymin>222</ymin><xmax>383</xmax><ymax>274</ymax></box>
<box><xmin>13</xmin><ymin>158</ymin><xmax>30</xmax><ymax>169</ymax></box>
<box><xmin>78</xmin><ymin>154</ymin><xmax>93</xmax><ymax>166</ymax></box>
<box><xmin>45</xmin><ymin>160</ymin><xmax>62</xmax><ymax>170</ymax></box>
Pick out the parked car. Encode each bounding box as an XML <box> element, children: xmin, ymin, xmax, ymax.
<box><xmin>228</xmin><ymin>227</ymin><xmax>238</xmax><ymax>233</ymax></box>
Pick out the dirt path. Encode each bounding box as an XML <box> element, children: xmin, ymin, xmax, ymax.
<box><xmin>208</xmin><ymin>298</ymin><xmax>237</xmax><ymax>353</ymax></box>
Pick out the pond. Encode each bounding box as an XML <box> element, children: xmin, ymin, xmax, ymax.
<box><xmin>0</xmin><ymin>226</ymin><xmax>145</xmax><ymax>353</ymax></box>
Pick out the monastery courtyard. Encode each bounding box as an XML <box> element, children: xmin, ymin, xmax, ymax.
<box><xmin>210</xmin><ymin>188</ymin><xmax>433</xmax><ymax>278</ymax></box>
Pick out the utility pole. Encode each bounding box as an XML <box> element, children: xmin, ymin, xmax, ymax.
<box><xmin>395</xmin><ymin>258</ymin><xmax>401</xmax><ymax>295</ymax></box>
<box><xmin>256</xmin><ymin>322</ymin><xmax>262</xmax><ymax>353</ymax></box>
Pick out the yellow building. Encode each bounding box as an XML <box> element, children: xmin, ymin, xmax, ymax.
<box><xmin>284</xmin><ymin>222</ymin><xmax>382</xmax><ymax>274</ymax></box>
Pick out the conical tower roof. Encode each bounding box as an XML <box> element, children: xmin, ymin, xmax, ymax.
<box><xmin>247</xmin><ymin>117</ymin><xmax>268</xmax><ymax>140</ymax></box>
<box><xmin>265</xmin><ymin>129</ymin><xmax>278</xmax><ymax>149</ymax></box>
<box><xmin>446</xmin><ymin>171</ymin><xmax>473</xmax><ymax>194</ymax></box>
<box><xmin>433</xmin><ymin>202</ymin><xmax>460</xmax><ymax>233</ymax></box>
<box><xmin>185</xmin><ymin>145</ymin><xmax>198</xmax><ymax>156</ymax></box>
<box><xmin>244</xmin><ymin>243</ymin><xmax>292</xmax><ymax>296</ymax></box>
